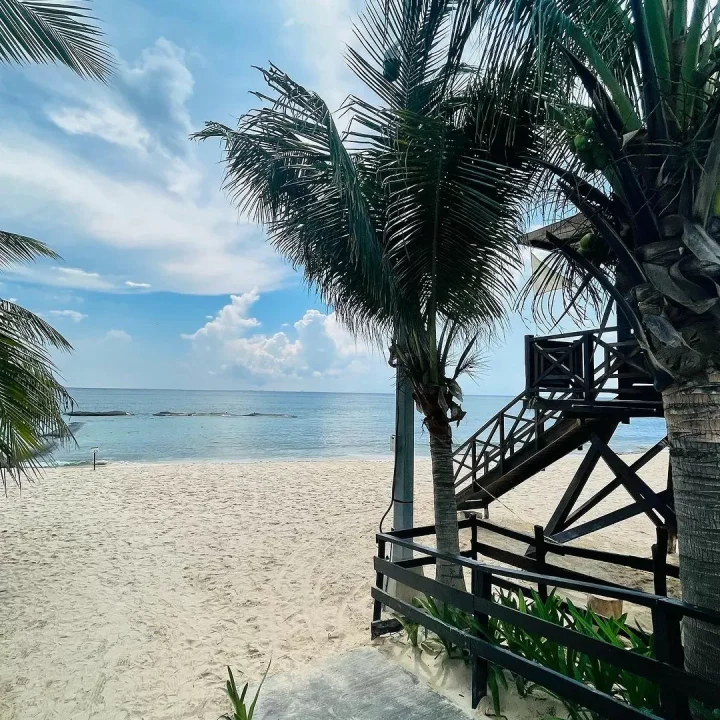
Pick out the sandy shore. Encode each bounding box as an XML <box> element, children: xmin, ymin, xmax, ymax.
<box><xmin>1</xmin><ymin>452</ymin><xmax>670</xmax><ymax>719</ymax></box>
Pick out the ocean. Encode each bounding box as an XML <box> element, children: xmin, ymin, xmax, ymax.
<box><xmin>53</xmin><ymin>388</ymin><xmax>667</xmax><ymax>465</ymax></box>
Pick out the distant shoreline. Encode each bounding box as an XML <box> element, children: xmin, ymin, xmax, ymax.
<box><xmin>65</xmin><ymin>386</ymin><xmax>515</xmax><ymax>399</ymax></box>
<box><xmin>53</xmin><ymin>446</ymin><xmax>668</xmax><ymax>469</ymax></box>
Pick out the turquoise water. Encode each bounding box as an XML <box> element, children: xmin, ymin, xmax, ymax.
<box><xmin>53</xmin><ymin>388</ymin><xmax>667</xmax><ymax>465</ymax></box>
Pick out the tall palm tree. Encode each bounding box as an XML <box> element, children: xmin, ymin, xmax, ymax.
<box><xmin>196</xmin><ymin>0</ymin><xmax>539</xmax><ymax>587</ymax></box>
<box><xmin>0</xmin><ymin>0</ymin><xmax>112</xmax><ymax>484</ymax></box>
<box><xmin>472</xmin><ymin>0</ymin><xmax>720</xmax><ymax>684</ymax></box>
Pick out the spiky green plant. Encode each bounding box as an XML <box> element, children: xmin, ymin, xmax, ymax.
<box><xmin>220</xmin><ymin>665</ymin><xmax>268</xmax><ymax>720</ymax></box>
<box><xmin>405</xmin><ymin>589</ymin><xmax>662</xmax><ymax>718</ymax></box>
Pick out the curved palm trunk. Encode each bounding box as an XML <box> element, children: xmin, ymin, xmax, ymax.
<box><xmin>662</xmin><ymin>380</ymin><xmax>720</xmax><ymax>686</ymax></box>
<box><xmin>427</xmin><ymin>420</ymin><xmax>466</xmax><ymax>590</ymax></box>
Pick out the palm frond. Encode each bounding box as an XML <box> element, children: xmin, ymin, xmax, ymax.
<box><xmin>0</xmin><ymin>229</ymin><xmax>60</xmax><ymax>267</ymax></box>
<box><xmin>193</xmin><ymin>65</ymin><xmax>397</xmax><ymax>340</ymax></box>
<box><xmin>0</xmin><ymin>0</ymin><xmax>113</xmax><ymax>80</ymax></box>
<box><xmin>0</xmin><ymin>299</ymin><xmax>73</xmax><ymax>488</ymax></box>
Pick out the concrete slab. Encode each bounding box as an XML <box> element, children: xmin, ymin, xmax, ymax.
<box><xmin>254</xmin><ymin>647</ymin><xmax>471</xmax><ymax>720</ymax></box>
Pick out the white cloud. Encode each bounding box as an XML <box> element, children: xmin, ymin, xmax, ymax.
<box><xmin>46</xmin><ymin>38</ymin><xmax>192</xmax><ymax>160</ymax></box>
<box><xmin>183</xmin><ymin>291</ymin><xmax>381</xmax><ymax>385</ymax></box>
<box><xmin>0</xmin><ymin>135</ymin><xmax>286</xmax><ymax>294</ymax></box>
<box><xmin>49</xmin><ymin>309</ymin><xmax>87</xmax><ymax>323</ymax></box>
<box><xmin>181</xmin><ymin>290</ymin><xmax>261</xmax><ymax>341</ymax></box>
<box><xmin>125</xmin><ymin>280</ymin><xmax>152</xmax><ymax>289</ymax></box>
<box><xmin>7</xmin><ymin>265</ymin><xmax>115</xmax><ymax>291</ymax></box>
<box><xmin>0</xmin><ymin>38</ymin><xmax>289</xmax><ymax>295</ymax></box>
<box><xmin>48</xmin><ymin>103</ymin><xmax>151</xmax><ymax>152</ymax></box>
<box><xmin>104</xmin><ymin>329</ymin><xmax>132</xmax><ymax>342</ymax></box>
<box><xmin>278</xmin><ymin>0</ymin><xmax>362</xmax><ymax>111</ymax></box>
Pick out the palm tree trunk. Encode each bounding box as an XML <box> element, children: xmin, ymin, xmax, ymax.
<box><xmin>662</xmin><ymin>380</ymin><xmax>720</xmax><ymax>686</ymax></box>
<box><xmin>429</xmin><ymin>424</ymin><xmax>466</xmax><ymax>590</ymax></box>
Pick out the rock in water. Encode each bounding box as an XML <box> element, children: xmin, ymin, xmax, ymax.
<box><xmin>68</xmin><ymin>411</ymin><xmax>132</xmax><ymax>417</ymax></box>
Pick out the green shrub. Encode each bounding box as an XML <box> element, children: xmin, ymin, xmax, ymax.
<box><xmin>396</xmin><ymin>589</ymin><xmax>661</xmax><ymax>719</ymax></box>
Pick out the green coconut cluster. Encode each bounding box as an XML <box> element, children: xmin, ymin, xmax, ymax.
<box><xmin>568</xmin><ymin>116</ymin><xmax>610</xmax><ymax>173</ymax></box>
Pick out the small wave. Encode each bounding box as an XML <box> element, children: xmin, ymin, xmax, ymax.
<box><xmin>55</xmin><ymin>459</ymin><xmax>110</xmax><ymax>467</ymax></box>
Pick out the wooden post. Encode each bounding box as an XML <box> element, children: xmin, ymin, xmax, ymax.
<box><xmin>499</xmin><ymin>418</ymin><xmax>505</xmax><ymax>477</ymax></box>
<box><xmin>652</xmin><ymin>601</ymin><xmax>690</xmax><ymax>720</ymax></box>
<box><xmin>534</xmin><ymin>525</ymin><xmax>548</xmax><ymax>601</ymax></box>
<box><xmin>470</xmin><ymin>514</ymin><xmax>478</xmax><ymax>561</ymax></box>
<box><xmin>373</xmin><ymin>537</ymin><xmax>386</xmax><ymax>624</ymax></box>
<box><xmin>583</xmin><ymin>332</ymin><xmax>594</xmax><ymax>401</ymax></box>
<box><xmin>652</xmin><ymin>526</ymin><xmax>669</xmax><ymax>597</ymax></box>
<box><xmin>392</xmin><ymin>368</ymin><xmax>414</xmax><ymax>563</ymax></box>
<box><xmin>525</xmin><ymin>334</ymin><xmax>535</xmax><ymax>392</ymax></box>
<box><xmin>472</xmin><ymin>441</ymin><xmax>477</xmax><ymax>493</ymax></box>
<box><xmin>471</xmin><ymin>567</ymin><xmax>491</xmax><ymax>709</ymax></box>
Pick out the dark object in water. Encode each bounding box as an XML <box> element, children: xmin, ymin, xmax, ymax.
<box><xmin>153</xmin><ymin>411</ymin><xmax>297</xmax><ymax>418</ymax></box>
<box><xmin>153</xmin><ymin>411</ymin><xmax>233</xmax><ymax>417</ymax></box>
<box><xmin>69</xmin><ymin>411</ymin><xmax>132</xmax><ymax>417</ymax></box>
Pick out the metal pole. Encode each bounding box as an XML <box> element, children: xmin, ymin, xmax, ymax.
<box><xmin>391</xmin><ymin>367</ymin><xmax>415</xmax><ymax>562</ymax></box>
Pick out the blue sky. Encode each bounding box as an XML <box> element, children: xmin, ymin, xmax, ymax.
<box><xmin>0</xmin><ymin>0</ymin><xmax>542</xmax><ymax>395</ymax></box>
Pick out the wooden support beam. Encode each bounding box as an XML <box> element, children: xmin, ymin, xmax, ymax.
<box><xmin>550</xmin><ymin>491</ymin><xmax>672</xmax><ymax>544</ymax></box>
<box><xmin>591</xmin><ymin>436</ymin><xmax>674</xmax><ymax>528</ymax></box>
<box><xmin>545</xmin><ymin>427</ymin><xmax>616</xmax><ymax>537</ymax></box>
<box><xmin>562</xmin><ymin>437</ymin><xmax>668</xmax><ymax>530</ymax></box>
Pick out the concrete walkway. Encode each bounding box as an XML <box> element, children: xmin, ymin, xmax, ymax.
<box><xmin>254</xmin><ymin>647</ymin><xmax>471</xmax><ymax>720</ymax></box>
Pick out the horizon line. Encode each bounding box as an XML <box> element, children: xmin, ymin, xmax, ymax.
<box><xmin>66</xmin><ymin>386</ymin><xmax>515</xmax><ymax>398</ymax></box>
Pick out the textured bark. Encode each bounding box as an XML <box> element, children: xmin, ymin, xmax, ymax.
<box><xmin>429</xmin><ymin>426</ymin><xmax>466</xmax><ymax>590</ymax></box>
<box><xmin>662</xmin><ymin>379</ymin><xmax>720</xmax><ymax>686</ymax></box>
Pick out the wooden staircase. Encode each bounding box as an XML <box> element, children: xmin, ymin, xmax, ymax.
<box><xmin>454</xmin><ymin>326</ymin><xmax>663</xmax><ymax>514</ymax></box>
<box><xmin>456</xmin><ymin>415</ymin><xmax>608</xmax><ymax>509</ymax></box>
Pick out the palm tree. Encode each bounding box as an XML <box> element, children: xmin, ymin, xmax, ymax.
<box><xmin>0</xmin><ymin>233</ymin><xmax>75</xmax><ymax>483</ymax></box>
<box><xmin>0</xmin><ymin>0</ymin><xmax>112</xmax><ymax>484</ymax></box>
<box><xmin>472</xmin><ymin>0</ymin><xmax>720</xmax><ymax>684</ymax></box>
<box><xmin>195</xmin><ymin>0</ymin><xmax>539</xmax><ymax>587</ymax></box>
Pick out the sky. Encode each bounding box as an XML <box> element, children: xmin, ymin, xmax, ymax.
<box><xmin>0</xmin><ymin>0</ymin><xmax>547</xmax><ymax>396</ymax></box>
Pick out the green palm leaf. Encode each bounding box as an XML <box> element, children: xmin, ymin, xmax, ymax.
<box><xmin>0</xmin><ymin>0</ymin><xmax>113</xmax><ymax>80</ymax></box>
<box><xmin>0</xmin><ymin>298</ymin><xmax>73</xmax><ymax>487</ymax></box>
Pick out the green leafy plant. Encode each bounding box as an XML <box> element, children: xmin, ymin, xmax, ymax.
<box><xmin>220</xmin><ymin>665</ymin><xmax>268</xmax><ymax>720</ymax></box>
<box><xmin>411</xmin><ymin>596</ymin><xmax>476</xmax><ymax>658</ymax></box>
<box><xmin>394</xmin><ymin>613</ymin><xmax>423</xmax><ymax>648</ymax></box>
<box><xmin>403</xmin><ymin>589</ymin><xmax>664</xmax><ymax>719</ymax></box>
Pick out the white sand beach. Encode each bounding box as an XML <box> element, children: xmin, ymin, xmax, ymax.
<box><xmin>1</xmin><ymin>452</ymin><xmax>670</xmax><ymax>720</ymax></box>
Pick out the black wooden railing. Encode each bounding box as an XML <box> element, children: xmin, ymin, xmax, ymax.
<box><xmin>453</xmin><ymin>388</ymin><xmax>571</xmax><ymax>498</ymax></box>
<box><xmin>372</xmin><ymin>517</ymin><xmax>720</xmax><ymax>720</ymax></box>
<box><xmin>525</xmin><ymin>326</ymin><xmax>657</xmax><ymax>405</ymax></box>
